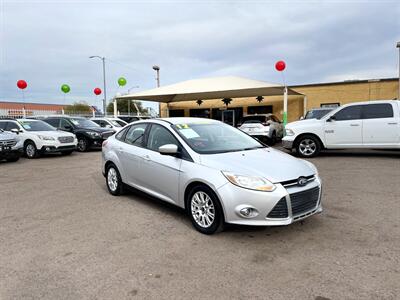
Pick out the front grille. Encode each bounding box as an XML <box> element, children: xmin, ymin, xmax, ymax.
<box><xmin>102</xmin><ymin>131</ymin><xmax>114</xmax><ymax>139</ymax></box>
<box><xmin>267</xmin><ymin>197</ymin><xmax>288</xmax><ymax>218</ymax></box>
<box><xmin>289</xmin><ymin>186</ymin><xmax>320</xmax><ymax>216</ymax></box>
<box><xmin>1</xmin><ymin>140</ymin><xmax>17</xmax><ymax>147</ymax></box>
<box><xmin>58</xmin><ymin>136</ymin><xmax>74</xmax><ymax>143</ymax></box>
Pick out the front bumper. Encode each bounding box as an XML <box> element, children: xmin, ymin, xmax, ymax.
<box><xmin>0</xmin><ymin>147</ymin><xmax>23</xmax><ymax>159</ymax></box>
<box><xmin>217</xmin><ymin>176</ymin><xmax>322</xmax><ymax>226</ymax></box>
<box><xmin>39</xmin><ymin>145</ymin><xmax>77</xmax><ymax>153</ymax></box>
<box><xmin>282</xmin><ymin>137</ymin><xmax>294</xmax><ymax>149</ymax></box>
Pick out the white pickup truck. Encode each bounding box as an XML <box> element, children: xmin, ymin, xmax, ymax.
<box><xmin>282</xmin><ymin>100</ymin><xmax>400</xmax><ymax>157</ymax></box>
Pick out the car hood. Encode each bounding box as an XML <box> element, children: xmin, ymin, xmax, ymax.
<box><xmin>199</xmin><ymin>147</ymin><xmax>315</xmax><ymax>183</ymax></box>
<box><xmin>286</xmin><ymin>119</ymin><xmax>323</xmax><ymax>128</ymax></box>
<box><xmin>28</xmin><ymin>131</ymin><xmax>75</xmax><ymax>137</ymax></box>
<box><xmin>76</xmin><ymin>127</ymin><xmax>114</xmax><ymax>133</ymax></box>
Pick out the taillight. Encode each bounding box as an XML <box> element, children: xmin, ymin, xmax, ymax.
<box><xmin>102</xmin><ymin>140</ymin><xmax>108</xmax><ymax>147</ymax></box>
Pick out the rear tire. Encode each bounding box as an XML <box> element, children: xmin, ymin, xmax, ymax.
<box><xmin>24</xmin><ymin>142</ymin><xmax>39</xmax><ymax>159</ymax></box>
<box><xmin>295</xmin><ymin>135</ymin><xmax>321</xmax><ymax>158</ymax></box>
<box><xmin>187</xmin><ymin>185</ymin><xmax>224</xmax><ymax>235</ymax></box>
<box><xmin>106</xmin><ymin>164</ymin><xmax>124</xmax><ymax>196</ymax></box>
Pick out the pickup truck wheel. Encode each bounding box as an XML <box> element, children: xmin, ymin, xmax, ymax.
<box><xmin>295</xmin><ymin>135</ymin><xmax>321</xmax><ymax>158</ymax></box>
<box><xmin>25</xmin><ymin>142</ymin><xmax>39</xmax><ymax>159</ymax></box>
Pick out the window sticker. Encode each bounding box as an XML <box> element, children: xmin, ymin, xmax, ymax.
<box><xmin>20</xmin><ymin>122</ymin><xmax>31</xmax><ymax>129</ymax></box>
<box><xmin>179</xmin><ymin>128</ymin><xmax>200</xmax><ymax>139</ymax></box>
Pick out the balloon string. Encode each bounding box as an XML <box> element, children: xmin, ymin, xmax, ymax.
<box><xmin>281</xmin><ymin>71</ymin><xmax>286</xmax><ymax>87</ymax></box>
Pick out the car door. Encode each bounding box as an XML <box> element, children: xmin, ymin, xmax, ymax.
<box><xmin>117</xmin><ymin>123</ymin><xmax>149</xmax><ymax>187</ymax></box>
<box><xmin>138</xmin><ymin>124</ymin><xmax>183</xmax><ymax>205</ymax></box>
<box><xmin>362</xmin><ymin>103</ymin><xmax>399</xmax><ymax>146</ymax></box>
<box><xmin>324</xmin><ymin>105</ymin><xmax>363</xmax><ymax>147</ymax></box>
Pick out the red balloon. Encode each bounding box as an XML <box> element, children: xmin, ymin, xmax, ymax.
<box><xmin>275</xmin><ymin>60</ymin><xmax>286</xmax><ymax>72</ymax></box>
<box><xmin>17</xmin><ymin>80</ymin><xmax>27</xmax><ymax>89</ymax></box>
<box><xmin>94</xmin><ymin>87</ymin><xmax>102</xmax><ymax>95</ymax></box>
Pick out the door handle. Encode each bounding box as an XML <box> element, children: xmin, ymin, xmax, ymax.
<box><xmin>350</xmin><ymin>124</ymin><xmax>360</xmax><ymax>127</ymax></box>
<box><xmin>388</xmin><ymin>122</ymin><xmax>398</xmax><ymax>125</ymax></box>
<box><xmin>142</xmin><ymin>155</ymin><xmax>151</xmax><ymax>161</ymax></box>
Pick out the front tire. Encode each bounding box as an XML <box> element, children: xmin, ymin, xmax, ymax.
<box><xmin>106</xmin><ymin>164</ymin><xmax>124</xmax><ymax>196</ymax></box>
<box><xmin>295</xmin><ymin>135</ymin><xmax>321</xmax><ymax>158</ymax></box>
<box><xmin>25</xmin><ymin>142</ymin><xmax>39</xmax><ymax>159</ymax></box>
<box><xmin>77</xmin><ymin>137</ymin><xmax>89</xmax><ymax>152</ymax></box>
<box><xmin>187</xmin><ymin>185</ymin><xmax>224</xmax><ymax>235</ymax></box>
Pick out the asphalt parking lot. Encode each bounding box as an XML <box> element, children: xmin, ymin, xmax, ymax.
<box><xmin>1</xmin><ymin>147</ymin><xmax>399</xmax><ymax>300</ymax></box>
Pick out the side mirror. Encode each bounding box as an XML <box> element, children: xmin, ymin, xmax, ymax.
<box><xmin>159</xmin><ymin>144</ymin><xmax>179</xmax><ymax>156</ymax></box>
<box><xmin>106</xmin><ymin>124</ymin><xmax>113</xmax><ymax>128</ymax></box>
<box><xmin>11</xmin><ymin>128</ymin><xmax>21</xmax><ymax>134</ymax></box>
<box><xmin>64</xmin><ymin>125</ymin><xmax>73</xmax><ymax>131</ymax></box>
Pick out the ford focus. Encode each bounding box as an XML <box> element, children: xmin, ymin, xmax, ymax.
<box><xmin>102</xmin><ymin>118</ymin><xmax>322</xmax><ymax>234</ymax></box>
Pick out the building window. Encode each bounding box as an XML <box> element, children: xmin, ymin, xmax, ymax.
<box><xmin>189</xmin><ymin>109</ymin><xmax>210</xmax><ymax>118</ymax></box>
<box><xmin>247</xmin><ymin>105</ymin><xmax>273</xmax><ymax>115</ymax></box>
<box><xmin>169</xmin><ymin>109</ymin><xmax>185</xmax><ymax>117</ymax></box>
<box><xmin>321</xmin><ymin>103</ymin><xmax>340</xmax><ymax>108</ymax></box>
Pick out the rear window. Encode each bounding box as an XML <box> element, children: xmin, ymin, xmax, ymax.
<box><xmin>242</xmin><ymin>116</ymin><xmax>267</xmax><ymax>124</ymax></box>
<box><xmin>362</xmin><ymin>104</ymin><xmax>393</xmax><ymax>119</ymax></box>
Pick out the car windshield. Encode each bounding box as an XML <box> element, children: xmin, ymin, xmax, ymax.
<box><xmin>305</xmin><ymin>109</ymin><xmax>332</xmax><ymax>119</ymax></box>
<box><xmin>109</xmin><ymin>119</ymin><xmax>123</xmax><ymax>127</ymax></box>
<box><xmin>114</xmin><ymin>120</ymin><xmax>127</xmax><ymax>126</ymax></box>
<box><xmin>19</xmin><ymin>120</ymin><xmax>56</xmax><ymax>131</ymax></box>
<box><xmin>71</xmin><ymin>118</ymin><xmax>99</xmax><ymax>128</ymax></box>
<box><xmin>173</xmin><ymin>122</ymin><xmax>265</xmax><ymax>154</ymax></box>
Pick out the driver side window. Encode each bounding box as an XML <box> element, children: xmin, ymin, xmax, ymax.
<box><xmin>147</xmin><ymin>124</ymin><xmax>179</xmax><ymax>152</ymax></box>
<box><xmin>60</xmin><ymin>119</ymin><xmax>72</xmax><ymax>129</ymax></box>
<box><xmin>333</xmin><ymin>105</ymin><xmax>362</xmax><ymax>121</ymax></box>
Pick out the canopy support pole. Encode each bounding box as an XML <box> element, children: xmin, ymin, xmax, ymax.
<box><xmin>113</xmin><ymin>98</ymin><xmax>117</xmax><ymax>118</ymax></box>
<box><xmin>283</xmin><ymin>86</ymin><xmax>288</xmax><ymax>126</ymax></box>
<box><xmin>303</xmin><ymin>95</ymin><xmax>308</xmax><ymax>116</ymax></box>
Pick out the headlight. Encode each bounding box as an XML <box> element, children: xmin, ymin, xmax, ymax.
<box><xmin>303</xmin><ymin>160</ymin><xmax>319</xmax><ymax>176</ymax></box>
<box><xmin>285</xmin><ymin>128</ymin><xmax>294</xmax><ymax>136</ymax></box>
<box><xmin>222</xmin><ymin>171</ymin><xmax>276</xmax><ymax>192</ymax></box>
<box><xmin>86</xmin><ymin>131</ymin><xmax>101</xmax><ymax>137</ymax></box>
<box><xmin>38</xmin><ymin>135</ymin><xmax>55</xmax><ymax>141</ymax></box>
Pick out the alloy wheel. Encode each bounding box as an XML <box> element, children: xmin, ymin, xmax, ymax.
<box><xmin>107</xmin><ymin>167</ymin><xmax>118</xmax><ymax>192</ymax></box>
<box><xmin>191</xmin><ymin>191</ymin><xmax>215</xmax><ymax>228</ymax></box>
<box><xmin>26</xmin><ymin>144</ymin><xmax>36</xmax><ymax>158</ymax></box>
<box><xmin>299</xmin><ymin>139</ymin><xmax>317</xmax><ymax>156</ymax></box>
<box><xmin>78</xmin><ymin>139</ymin><xmax>87</xmax><ymax>152</ymax></box>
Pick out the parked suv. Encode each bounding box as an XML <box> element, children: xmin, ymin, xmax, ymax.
<box><xmin>91</xmin><ymin>117</ymin><xmax>128</xmax><ymax>132</ymax></box>
<box><xmin>42</xmin><ymin>116</ymin><xmax>115</xmax><ymax>152</ymax></box>
<box><xmin>0</xmin><ymin>129</ymin><xmax>23</xmax><ymax>162</ymax></box>
<box><xmin>282</xmin><ymin>100</ymin><xmax>400</xmax><ymax>157</ymax></box>
<box><xmin>238</xmin><ymin>114</ymin><xmax>284</xmax><ymax>145</ymax></box>
<box><xmin>0</xmin><ymin>119</ymin><xmax>77</xmax><ymax>158</ymax></box>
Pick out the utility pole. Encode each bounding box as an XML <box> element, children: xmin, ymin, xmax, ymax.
<box><xmin>397</xmin><ymin>42</ymin><xmax>400</xmax><ymax>99</ymax></box>
<box><xmin>90</xmin><ymin>56</ymin><xmax>107</xmax><ymax>115</ymax></box>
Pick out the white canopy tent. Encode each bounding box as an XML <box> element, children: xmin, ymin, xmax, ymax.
<box><xmin>116</xmin><ymin>76</ymin><xmax>305</xmax><ymax>124</ymax></box>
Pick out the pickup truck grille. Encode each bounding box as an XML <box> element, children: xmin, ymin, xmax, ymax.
<box><xmin>1</xmin><ymin>140</ymin><xmax>17</xmax><ymax>147</ymax></box>
<box><xmin>58</xmin><ymin>136</ymin><xmax>74</xmax><ymax>143</ymax></box>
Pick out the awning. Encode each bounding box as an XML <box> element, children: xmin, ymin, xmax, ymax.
<box><xmin>117</xmin><ymin>76</ymin><xmax>303</xmax><ymax>103</ymax></box>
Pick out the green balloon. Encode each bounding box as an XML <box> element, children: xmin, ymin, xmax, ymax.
<box><xmin>118</xmin><ymin>77</ymin><xmax>127</xmax><ymax>87</ymax></box>
<box><xmin>61</xmin><ymin>84</ymin><xmax>70</xmax><ymax>93</ymax></box>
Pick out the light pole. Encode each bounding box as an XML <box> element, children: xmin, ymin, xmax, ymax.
<box><xmin>152</xmin><ymin>65</ymin><xmax>160</xmax><ymax>88</ymax></box>
<box><xmin>397</xmin><ymin>42</ymin><xmax>400</xmax><ymax>100</ymax></box>
<box><xmin>90</xmin><ymin>56</ymin><xmax>107</xmax><ymax>115</ymax></box>
<box><xmin>126</xmin><ymin>86</ymin><xmax>139</xmax><ymax>116</ymax></box>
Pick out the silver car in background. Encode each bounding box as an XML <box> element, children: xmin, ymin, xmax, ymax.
<box><xmin>238</xmin><ymin>114</ymin><xmax>284</xmax><ymax>145</ymax></box>
<box><xmin>102</xmin><ymin>118</ymin><xmax>322</xmax><ymax>234</ymax></box>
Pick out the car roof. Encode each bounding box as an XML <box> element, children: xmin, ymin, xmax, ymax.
<box><xmin>157</xmin><ymin>117</ymin><xmax>221</xmax><ymax>125</ymax></box>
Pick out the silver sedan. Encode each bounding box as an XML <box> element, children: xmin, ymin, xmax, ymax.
<box><xmin>102</xmin><ymin>118</ymin><xmax>322</xmax><ymax>234</ymax></box>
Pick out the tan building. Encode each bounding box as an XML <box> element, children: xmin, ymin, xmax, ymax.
<box><xmin>161</xmin><ymin>78</ymin><xmax>399</xmax><ymax>125</ymax></box>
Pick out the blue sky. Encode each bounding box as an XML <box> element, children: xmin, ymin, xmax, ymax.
<box><xmin>0</xmin><ymin>0</ymin><xmax>399</xmax><ymax>111</ymax></box>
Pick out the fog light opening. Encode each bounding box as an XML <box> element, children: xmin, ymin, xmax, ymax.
<box><xmin>239</xmin><ymin>207</ymin><xmax>258</xmax><ymax>218</ymax></box>
<box><xmin>45</xmin><ymin>147</ymin><xmax>50</xmax><ymax>152</ymax></box>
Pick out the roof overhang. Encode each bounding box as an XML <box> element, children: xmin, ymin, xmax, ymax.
<box><xmin>117</xmin><ymin>76</ymin><xmax>303</xmax><ymax>103</ymax></box>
